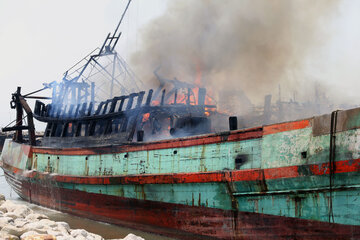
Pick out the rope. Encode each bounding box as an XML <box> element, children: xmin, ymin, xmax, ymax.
<box><xmin>3</xmin><ymin>114</ymin><xmax>27</xmax><ymax>129</ymax></box>
<box><xmin>23</xmin><ymin>86</ymin><xmax>49</xmax><ymax>97</ymax></box>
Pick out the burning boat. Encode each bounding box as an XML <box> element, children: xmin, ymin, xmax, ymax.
<box><xmin>2</xmin><ymin>1</ymin><xmax>360</xmax><ymax>239</ymax></box>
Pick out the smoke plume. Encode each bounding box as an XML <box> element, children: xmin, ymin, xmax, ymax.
<box><xmin>131</xmin><ymin>0</ymin><xmax>340</xmax><ymax>116</ymax></box>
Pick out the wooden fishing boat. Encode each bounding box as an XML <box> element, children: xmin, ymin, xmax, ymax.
<box><xmin>2</xmin><ymin>1</ymin><xmax>360</xmax><ymax>239</ymax></box>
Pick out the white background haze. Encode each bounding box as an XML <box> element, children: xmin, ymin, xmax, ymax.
<box><xmin>1</xmin><ymin>0</ymin><xmax>360</xmax><ymax>129</ymax></box>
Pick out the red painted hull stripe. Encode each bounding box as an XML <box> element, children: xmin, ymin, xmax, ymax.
<box><xmin>4</xmin><ymin>158</ymin><xmax>360</xmax><ymax>185</ymax></box>
<box><xmin>32</xmin><ymin>127</ymin><xmax>263</xmax><ymax>155</ymax></box>
<box><xmin>263</xmin><ymin>119</ymin><xmax>310</xmax><ymax>135</ymax></box>
<box><xmin>4</xmin><ymin>120</ymin><xmax>311</xmax><ymax>160</ymax></box>
<box><xmin>29</xmin><ymin>119</ymin><xmax>311</xmax><ymax>156</ymax></box>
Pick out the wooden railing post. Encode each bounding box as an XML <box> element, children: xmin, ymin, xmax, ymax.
<box><xmin>14</xmin><ymin>87</ymin><xmax>23</xmax><ymax>142</ymax></box>
<box><xmin>19</xmin><ymin>96</ymin><xmax>36</xmax><ymax>146</ymax></box>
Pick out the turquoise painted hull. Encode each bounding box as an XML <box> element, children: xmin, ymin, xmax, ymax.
<box><xmin>2</xmin><ymin>108</ymin><xmax>360</xmax><ymax>238</ymax></box>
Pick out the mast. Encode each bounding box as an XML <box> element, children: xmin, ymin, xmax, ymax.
<box><xmin>54</xmin><ymin>0</ymin><xmax>142</xmax><ymax>106</ymax></box>
<box><xmin>68</xmin><ymin>0</ymin><xmax>133</xmax><ymax>83</ymax></box>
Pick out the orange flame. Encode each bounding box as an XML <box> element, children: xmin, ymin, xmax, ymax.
<box><xmin>146</xmin><ymin>60</ymin><xmax>217</xmax><ymax>116</ymax></box>
<box><xmin>142</xmin><ymin>113</ymin><xmax>150</xmax><ymax>122</ymax></box>
<box><xmin>152</xmin><ymin>100</ymin><xmax>160</xmax><ymax>106</ymax></box>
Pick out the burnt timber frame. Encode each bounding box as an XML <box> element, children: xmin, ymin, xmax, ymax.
<box><xmin>2</xmin><ymin>87</ymin><xmax>36</xmax><ymax>146</ymax></box>
<box><xmin>34</xmin><ymin>88</ymin><xmax>216</xmax><ymax>142</ymax></box>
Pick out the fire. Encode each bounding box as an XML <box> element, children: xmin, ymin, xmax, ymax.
<box><xmin>145</xmin><ymin>61</ymin><xmax>217</xmax><ymax>117</ymax></box>
<box><xmin>152</xmin><ymin>100</ymin><xmax>160</xmax><ymax>106</ymax></box>
<box><xmin>176</xmin><ymin>89</ymin><xmax>187</xmax><ymax>104</ymax></box>
<box><xmin>142</xmin><ymin>113</ymin><xmax>150</xmax><ymax>122</ymax></box>
<box><xmin>205</xmin><ymin>88</ymin><xmax>215</xmax><ymax>105</ymax></box>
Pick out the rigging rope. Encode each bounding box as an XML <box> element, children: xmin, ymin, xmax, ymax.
<box><xmin>3</xmin><ymin>115</ymin><xmax>28</xmax><ymax>129</ymax></box>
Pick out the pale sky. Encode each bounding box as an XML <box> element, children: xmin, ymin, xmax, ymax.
<box><xmin>1</xmin><ymin>0</ymin><xmax>360</xmax><ymax>130</ymax></box>
<box><xmin>0</xmin><ymin>0</ymin><xmax>168</xmax><ymax>129</ymax></box>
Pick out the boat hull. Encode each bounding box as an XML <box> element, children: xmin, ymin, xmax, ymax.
<box><xmin>2</xmin><ymin>108</ymin><xmax>360</xmax><ymax>239</ymax></box>
<box><xmin>3</xmin><ymin>166</ymin><xmax>360</xmax><ymax>240</ymax></box>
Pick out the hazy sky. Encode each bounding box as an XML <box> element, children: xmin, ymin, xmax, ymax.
<box><xmin>0</xmin><ymin>0</ymin><xmax>168</xmax><ymax>128</ymax></box>
<box><xmin>1</xmin><ymin>0</ymin><xmax>360</xmax><ymax>129</ymax></box>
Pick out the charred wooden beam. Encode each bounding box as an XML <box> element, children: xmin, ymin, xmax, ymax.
<box><xmin>74</xmin><ymin>104</ymin><xmax>81</xmax><ymax>117</ymax></box>
<box><xmin>79</xmin><ymin>103</ymin><xmax>87</xmax><ymax>117</ymax></box>
<box><xmin>75</xmin><ymin>122</ymin><xmax>82</xmax><ymax>137</ymax></box>
<box><xmin>161</xmin><ymin>89</ymin><xmax>165</xmax><ymax>106</ymax></box>
<box><xmin>50</xmin><ymin>123</ymin><xmax>58</xmax><ymax>137</ymax></box>
<box><xmin>87</xmin><ymin>102</ymin><xmax>93</xmax><ymax>116</ymax></box>
<box><xmin>19</xmin><ymin>96</ymin><xmax>36</xmax><ymax>145</ymax></box>
<box><xmin>45</xmin><ymin>104</ymin><xmax>51</xmax><ymax>117</ymax></box>
<box><xmin>198</xmin><ymin>88</ymin><xmax>206</xmax><ymax>105</ymax></box>
<box><xmin>61</xmin><ymin>122</ymin><xmax>69</xmax><ymax>137</ymax></box>
<box><xmin>126</xmin><ymin>93</ymin><xmax>136</xmax><ymax>110</ymax></box>
<box><xmin>95</xmin><ymin>102</ymin><xmax>105</xmax><ymax>115</ymax></box>
<box><xmin>145</xmin><ymin>89</ymin><xmax>153</xmax><ymax>106</ymax></box>
<box><xmin>109</xmin><ymin>97</ymin><xmax>122</xmax><ymax>113</ymax></box>
<box><xmin>186</xmin><ymin>88</ymin><xmax>191</xmax><ymax>105</ymax></box>
<box><xmin>136</xmin><ymin>91</ymin><xmax>145</xmax><ymax>108</ymax></box>
<box><xmin>14</xmin><ymin>87</ymin><xmax>23</xmax><ymax>142</ymax></box>
<box><xmin>61</xmin><ymin>105</ymin><xmax>68</xmax><ymax>118</ymax></box>
<box><xmin>174</xmin><ymin>89</ymin><xmax>178</xmax><ymax>104</ymax></box>
<box><xmin>67</xmin><ymin>104</ymin><xmax>75</xmax><ymax>118</ymax></box>
<box><xmin>102</xmin><ymin>100</ymin><xmax>112</xmax><ymax>114</ymax></box>
<box><xmin>35</xmin><ymin>104</ymin><xmax>216</xmax><ymax>124</ymax></box>
<box><xmin>6</xmin><ymin>87</ymin><xmax>37</xmax><ymax>145</ymax></box>
<box><xmin>117</xmin><ymin>96</ymin><xmax>126</xmax><ymax>112</ymax></box>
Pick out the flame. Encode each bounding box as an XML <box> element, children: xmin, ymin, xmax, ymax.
<box><xmin>146</xmin><ymin>60</ymin><xmax>217</xmax><ymax>117</ymax></box>
<box><xmin>190</xmin><ymin>88</ymin><xmax>198</xmax><ymax>105</ymax></box>
<box><xmin>204</xmin><ymin>107</ymin><xmax>211</xmax><ymax>116</ymax></box>
<box><xmin>142</xmin><ymin>113</ymin><xmax>150</xmax><ymax>122</ymax></box>
<box><xmin>152</xmin><ymin>100</ymin><xmax>160</xmax><ymax>106</ymax></box>
<box><xmin>205</xmin><ymin>88</ymin><xmax>215</xmax><ymax>105</ymax></box>
<box><xmin>174</xmin><ymin>89</ymin><xmax>197</xmax><ymax>105</ymax></box>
